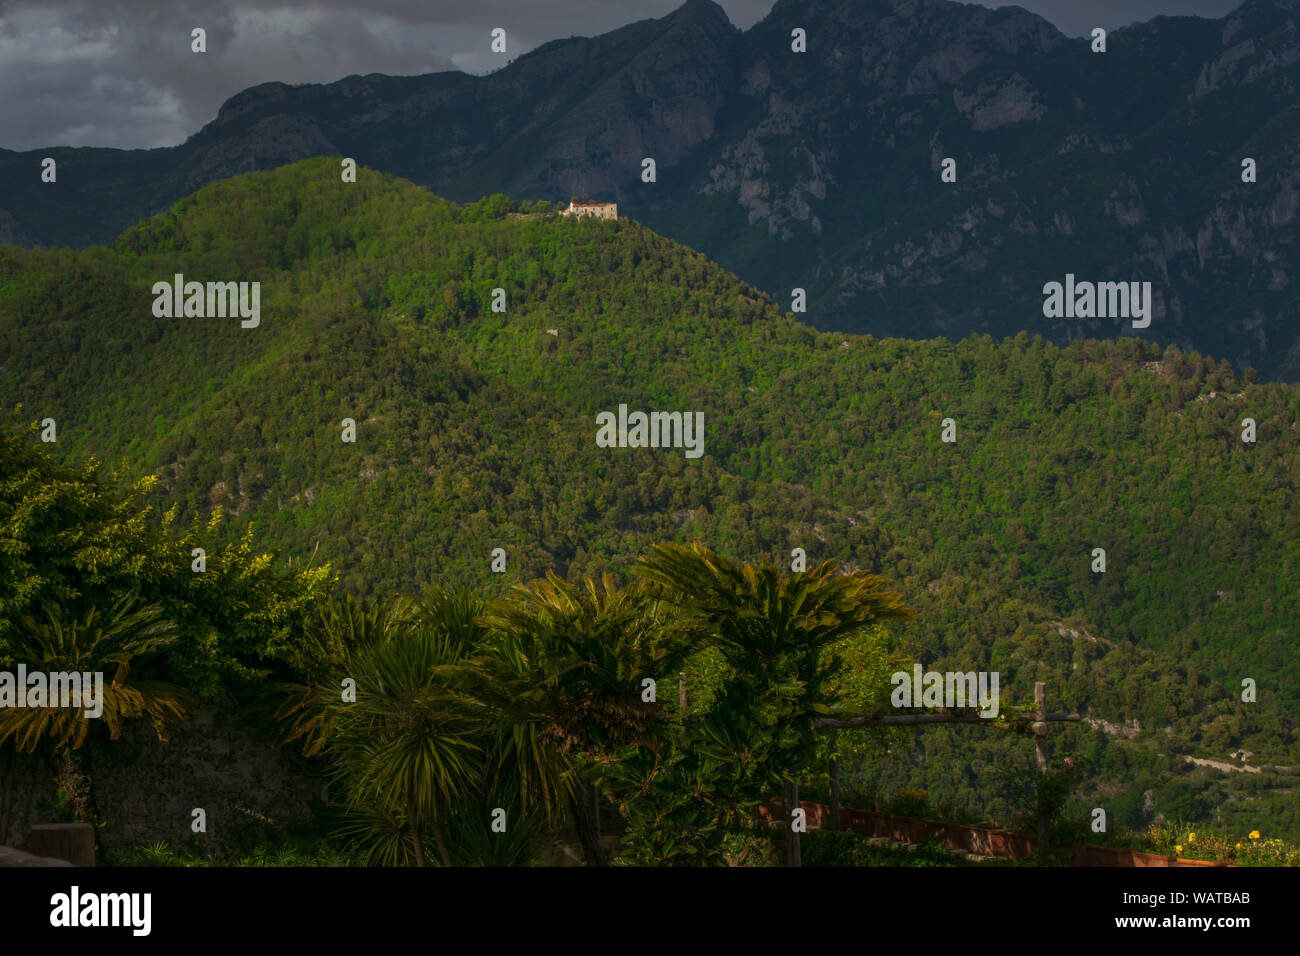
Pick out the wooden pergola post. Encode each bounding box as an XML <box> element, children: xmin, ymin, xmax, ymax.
<box><xmin>811</xmin><ymin>681</ymin><xmax>1082</xmax><ymax>866</ymax></box>
<box><xmin>677</xmin><ymin>672</ymin><xmax>687</xmax><ymax>731</ymax></box>
<box><xmin>829</xmin><ymin>757</ymin><xmax>841</xmax><ymax>832</ymax></box>
<box><xmin>1034</xmin><ymin>681</ymin><xmax>1050</xmax><ymax>864</ymax></box>
<box><xmin>784</xmin><ymin>780</ymin><xmax>802</xmax><ymax>867</ymax></box>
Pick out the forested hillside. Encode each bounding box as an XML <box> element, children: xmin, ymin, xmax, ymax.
<box><xmin>3</xmin><ymin>158</ymin><xmax>1298</xmax><ymax>840</ymax></box>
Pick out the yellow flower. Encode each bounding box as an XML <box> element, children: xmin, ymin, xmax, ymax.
<box><xmin>1174</xmin><ymin>845</ymin><xmax>1183</xmax><ymax>853</ymax></box>
<box><xmin>1249</xmin><ymin>830</ymin><xmax>1261</xmax><ymax>840</ymax></box>
<box><xmin>1188</xmin><ymin>833</ymin><xmax>1196</xmax><ymax>842</ymax></box>
<box><xmin>1235</xmin><ymin>843</ymin><xmax>1243</xmax><ymax>850</ymax></box>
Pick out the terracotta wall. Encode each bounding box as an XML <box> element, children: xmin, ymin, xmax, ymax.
<box><xmin>763</xmin><ymin>799</ymin><xmax>1230</xmax><ymax>867</ymax></box>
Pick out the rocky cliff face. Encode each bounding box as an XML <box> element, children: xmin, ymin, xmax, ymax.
<box><xmin>2</xmin><ymin>0</ymin><xmax>1297</xmax><ymax>378</ymax></box>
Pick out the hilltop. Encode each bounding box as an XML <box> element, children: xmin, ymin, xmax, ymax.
<box><xmin>2</xmin><ymin>157</ymin><xmax>1299</xmax><ymax>838</ymax></box>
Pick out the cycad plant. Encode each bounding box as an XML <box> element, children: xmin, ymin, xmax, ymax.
<box><xmin>474</xmin><ymin>572</ymin><xmax>701</xmax><ymax>865</ymax></box>
<box><xmin>0</xmin><ymin>597</ymin><xmax>193</xmax><ymax>825</ymax></box>
<box><xmin>622</xmin><ymin>542</ymin><xmax>914</xmax><ymax>859</ymax></box>
<box><xmin>275</xmin><ymin>591</ymin><xmax>417</xmax><ymax>757</ymax></box>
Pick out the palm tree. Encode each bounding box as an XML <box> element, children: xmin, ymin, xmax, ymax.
<box><xmin>0</xmin><ymin>597</ymin><xmax>193</xmax><ymax>826</ymax></box>
<box><xmin>276</xmin><ymin>592</ymin><xmax>418</xmax><ymax>757</ymax></box>
<box><xmin>461</xmin><ymin>628</ymin><xmax>575</xmax><ymax>830</ymax></box>
<box><xmin>475</xmin><ymin>572</ymin><xmax>701</xmax><ymax>865</ymax></box>
<box><xmin>289</xmin><ymin>589</ymin><xmax>490</xmax><ymax>867</ymax></box>
<box><xmin>633</xmin><ymin>542</ymin><xmax>914</xmax><ymax>836</ymax></box>
<box><xmin>327</xmin><ymin>623</ymin><xmax>485</xmax><ymax>866</ymax></box>
<box><xmin>635</xmin><ymin>542</ymin><xmax>913</xmax><ymax>668</ymax></box>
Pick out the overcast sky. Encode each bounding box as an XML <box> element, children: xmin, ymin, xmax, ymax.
<box><xmin>0</xmin><ymin>0</ymin><xmax>1245</xmax><ymax>151</ymax></box>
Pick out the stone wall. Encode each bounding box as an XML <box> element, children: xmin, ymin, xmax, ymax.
<box><xmin>0</xmin><ymin>700</ymin><xmax>326</xmax><ymax>858</ymax></box>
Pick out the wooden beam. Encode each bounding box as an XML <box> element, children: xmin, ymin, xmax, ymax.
<box><xmin>813</xmin><ymin>710</ymin><xmax>1080</xmax><ymax>729</ymax></box>
<box><xmin>829</xmin><ymin>758</ymin><xmax>841</xmax><ymax>832</ymax></box>
<box><xmin>807</xmin><ymin>682</ymin><xmax>1086</xmax><ymax>866</ymax></box>
<box><xmin>1034</xmin><ymin>683</ymin><xmax>1049</xmax><ymax>772</ymax></box>
<box><xmin>678</xmin><ymin>672</ymin><xmax>687</xmax><ymax>728</ymax></box>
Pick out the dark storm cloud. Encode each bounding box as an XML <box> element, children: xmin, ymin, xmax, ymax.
<box><xmin>0</xmin><ymin>0</ymin><xmax>1247</xmax><ymax>150</ymax></box>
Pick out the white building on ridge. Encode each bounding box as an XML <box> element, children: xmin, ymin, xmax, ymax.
<box><xmin>562</xmin><ymin>201</ymin><xmax>618</xmax><ymax>220</ymax></box>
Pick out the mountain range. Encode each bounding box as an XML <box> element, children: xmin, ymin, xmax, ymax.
<box><xmin>2</xmin><ymin>0</ymin><xmax>1298</xmax><ymax>378</ymax></box>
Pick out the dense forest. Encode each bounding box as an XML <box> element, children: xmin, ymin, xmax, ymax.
<box><xmin>2</xmin><ymin>158</ymin><xmax>1298</xmax><ymax>848</ymax></box>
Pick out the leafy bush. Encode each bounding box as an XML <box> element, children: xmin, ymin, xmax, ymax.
<box><xmin>106</xmin><ymin>839</ymin><xmax>358</xmax><ymax>867</ymax></box>
<box><xmin>803</xmin><ymin>831</ymin><xmax>967</xmax><ymax>867</ymax></box>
